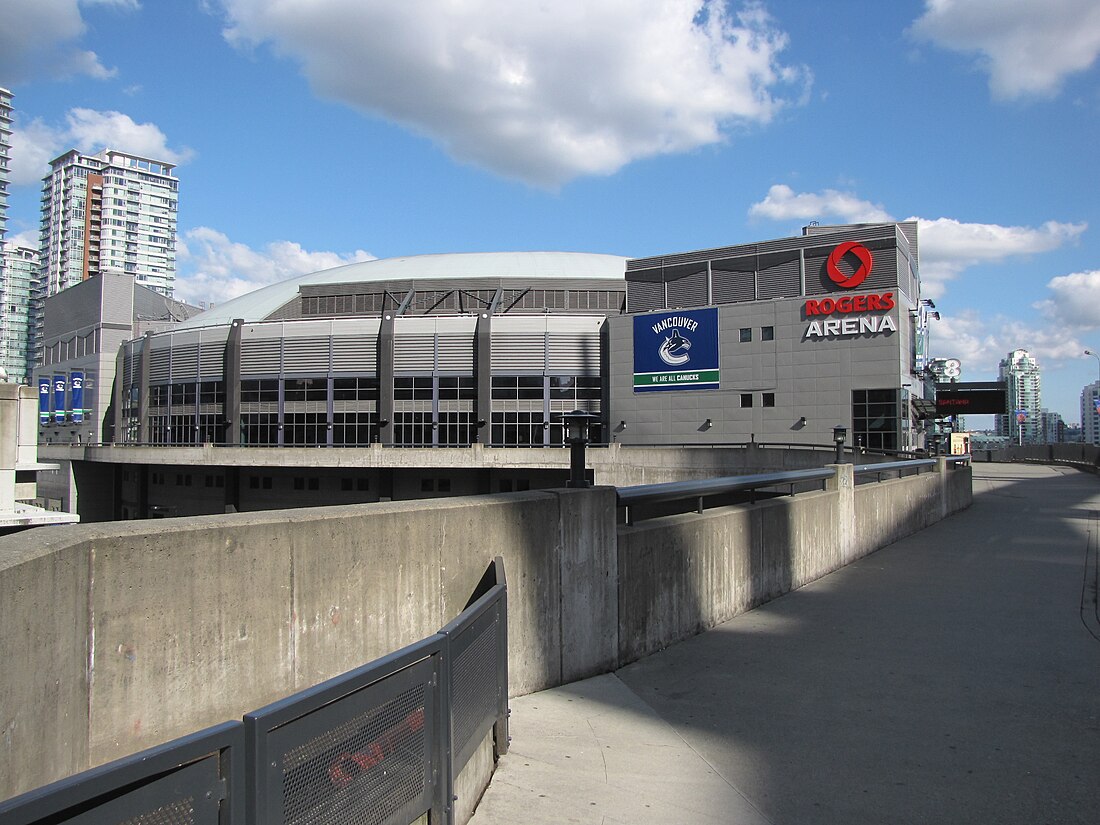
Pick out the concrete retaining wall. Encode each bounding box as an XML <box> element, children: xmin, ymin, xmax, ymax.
<box><xmin>0</xmin><ymin>461</ymin><xmax>969</xmax><ymax>801</ymax></box>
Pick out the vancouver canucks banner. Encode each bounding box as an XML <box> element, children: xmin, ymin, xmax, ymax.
<box><xmin>53</xmin><ymin>375</ymin><xmax>67</xmax><ymax>423</ymax></box>
<box><xmin>39</xmin><ymin>377</ymin><xmax>51</xmax><ymax>424</ymax></box>
<box><xmin>71</xmin><ymin>371</ymin><xmax>84</xmax><ymax>423</ymax></box>
<box><xmin>633</xmin><ymin>307</ymin><xmax>720</xmax><ymax>392</ymax></box>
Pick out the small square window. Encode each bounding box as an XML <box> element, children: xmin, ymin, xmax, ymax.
<box><xmin>740</xmin><ymin>393</ymin><xmax>753</xmax><ymax>408</ymax></box>
<box><xmin>357</xmin><ymin>478</ymin><xmax>369</xmax><ymax>491</ymax></box>
<box><xmin>499</xmin><ymin>479</ymin><xmax>513</xmax><ymax>492</ymax></box>
<box><xmin>341</xmin><ymin>478</ymin><xmax>353</xmax><ymax>491</ymax></box>
<box><xmin>421</xmin><ymin>478</ymin><xmax>434</xmax><ymax>492</ymax></box>
<box><xmin>739</xmin><ymin>328</ymin><xmax>752</xmax><ymax>343</ymax></box>
<box><xmin>308</xmin><ymin>478</ymin><xmax>319</xmax><ymax>491</ymax></box>
<box><xmin>249</xmin><ymin>477</ymin><xmax>259</xmax><ymax>489</ymax></box>
<box><xmin>438</xmin><ymin>478</ymin><xmax>451</xmax><ymax>492</ymax></box>
<box><xmin>761</xmin><ymin>326</ymin><xmax>774</xmax><ymax>341</ymax></box>
<box><xmin>262</xmin><ymin>477</ymin><xmax>272</xmax><ymax>490</ymax></box>
<box><xmin>293</xmin><ymin>477</ymin><xmax>305</xmax><ymax>490</ymax></box>
<box><xmin>763</xmin><ymin>393</ymin><xmax>775</xmax><ymax>407</ymax></box>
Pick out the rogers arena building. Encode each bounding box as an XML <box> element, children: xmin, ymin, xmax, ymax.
<box><xmin>107</xmin><ymin>222</ymin><xmax>929</xmax><ymax>454</ymax></box>
<box><xmin>611</xmin><ymin>221</ymin><xmax>929</xmax><ymax>452</ymax></box>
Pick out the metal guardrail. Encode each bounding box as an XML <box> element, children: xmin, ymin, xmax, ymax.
<box><xmin>617</xmin><ymin>468</ymin><xmax>836</xmax><ymax>525</ymax></box>
<box><xmin>617</xmin><ymin>457</ymin><xmax>970</xmax><ymax>525</ymax></box>
<box><xmin>0</xmin><ymin>558</ymin><xmax>509</xmax><ymax>825</ymax></box>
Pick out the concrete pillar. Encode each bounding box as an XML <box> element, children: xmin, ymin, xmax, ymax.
<box><xmin>0</xmin><ymin>385</ymin><xmax>18</xmax><ymax>512</ymax></box>
<box><xmin>555</xmin><ymin>486</ymin><xmax>618</xmax><ymax>680</ymax></box>
<box><xmin>378</xmin><ymin>313</ymin><xmax>395</xmax><ymax>446</ymax></box>
<box><xmin>825</xmin><ymin>463</ymin><xmax>855</xmax><ymax>564</ymax></box>
<box><xmin>223</xmin><ymin>320</ymin><xmax>243</xmax><ymax>446</ymax></box>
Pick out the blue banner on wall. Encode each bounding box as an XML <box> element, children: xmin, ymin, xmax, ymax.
<box><xmin>71</xmin><ymin>371</ymin><xmax>84</xmax><ymax>423</ymax></box>
<box><xmin>53</xmin><ymin>374</ymin><xmax>66</xmax><ymax>423</ymax></box>
<box><xmin>39</xmin><ymin>377</ymin><xmax>51</xmax><ymax>424</ymax></box>
<box><xmin>633</xmin><ymin>307</ymin><xmax>720</xmax><ymax>392</ymax></box>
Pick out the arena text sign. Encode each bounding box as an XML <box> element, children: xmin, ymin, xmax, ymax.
<box><xmin>803</xmin><ymin>242</ymin><xmax>897</xmax><ymax>340</ymax></box>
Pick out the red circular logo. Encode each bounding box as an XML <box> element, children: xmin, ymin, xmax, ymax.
<box><xmin>826</xmin><ymin>241</ymin><xmax>873</xmax><ymax>289</ymax></box>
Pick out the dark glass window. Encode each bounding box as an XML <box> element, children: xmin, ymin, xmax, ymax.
<box><xmin>739</xmin><ymin>328</ymin><xmax>752</xmax><ymax>343</ymax></box>
<box><xmin>761</xmin><ymin>326</ymin><xmax>774</xmax><ymax>341</ymax></box>
<box><xmin>740</xmin><ymin>393</ymin><xmax>753</xmax><ymax>407</ymax></box>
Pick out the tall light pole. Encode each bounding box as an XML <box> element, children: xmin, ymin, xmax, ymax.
<box><xmin>1086</xmin><ymin>349</ymin><xmax>1100</xmax><ymax>382</ymax></box>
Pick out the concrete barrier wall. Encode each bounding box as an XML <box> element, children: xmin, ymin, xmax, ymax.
<box><xmin>0</xmin><ymin>462</ymin><xmax>968</xmax><ymax>801</ymax></box>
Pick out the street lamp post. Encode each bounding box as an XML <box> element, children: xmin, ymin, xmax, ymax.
<box><xmin>562</xmin><ymin>410</ymin><xmax>601</xmax><ymax>488</ymax></box>
<box><xmin>832</xmin><ymin>425</ymin><xmax>847</xmax><ymax>464</ymax></box>
<box><xmin>1086</xmin><ymin>349</ymin><xmax>1100</xmax><ymax>382</ymax></box>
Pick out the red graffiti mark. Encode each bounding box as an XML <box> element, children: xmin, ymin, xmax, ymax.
<box><xmin>326</xmin><ymin>708</ymin><xmax>426</xmax><ymax>789</ymax></box>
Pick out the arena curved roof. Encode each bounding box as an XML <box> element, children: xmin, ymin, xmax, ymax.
<box><xmin>179</xmin><ymin>251</ymin><xmax>629</xmax><ymax>327</ymax></box>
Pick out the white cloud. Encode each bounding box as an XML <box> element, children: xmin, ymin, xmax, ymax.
<box><xmin>931</xmin><ymin>311</ymin><xmax>1085</xmax><ymax>374</ymax></box>
<box><xmin>910</xmin><ymin>0</ymin><xmax>1100</xmax><ymax>100</ymax></box>
<box><xmin>748</xmin><ymin>184</ymin><xmax>891</xmax><ymax>223</ymax></box>
<box><xmin>747</xmin><ymin>185</ymin><xmax>1087</xmax><ymax>299</ymax></box>
<box><xmin>0</xmin><ymin>0</ymin><xmax>128</xmax><ymax>83</ymax></box>
<box><xmin>9</xmin><ymin>109</ymin><xmax>193</xmax><ymax>186</ymax></box>
<box><xmin>916</xmin><ymin>217</ymin><xmax>1087</xmax><ymax>298</ymax></box>
<box><xmin>2</xmin><ymin>231</ymin><xmax>41</xmax><ymax>251</ymax></box>
<box><xmin>217</xmin><ymin>0</ymin><xmax>810</xmax><ymax>186</ymax></box>
<box><xmin>1034</xmin><ymin>270</ymin><xmax>1100</xmax><ymax>329</ymax></box>
<box><xmin>175</xmin><ymin>227</ymin><xmax>375</xmax><ymax>306</ymax></box>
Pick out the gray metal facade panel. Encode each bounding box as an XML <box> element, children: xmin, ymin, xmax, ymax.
<box><xmin>394</xmin><ymin>334</ymin><xmax>436</xmax><ymax>372</ymax></box>
<box><xmin>665</xmin><ymin>269</ymin><xmax>708</xmax><ymax>308</ymax></box>
<box><xmin>711</xmin><ymin>269</ymin><xmax>756</xmax><ymax>304</ymax></box>
<box><xmin>331</xmin><ymin>337</ymin><xmax>378</xmax><ymax>373</ymax></box>
<box><xmin>241</xmin><ymin>340</ymin><xmax>281</xmax><ymax>375</ymax></box>
<box><xmin>547</xmin><ymin>332</ymin><xmax>601</xmax><ymax>374</ymax></box>
<box><xmin>756</xmin><ymin>257</ymin><xmax>801</xmax><ymax>300</ymax></box>
<box><xmin>490</xmin><ymin>334</ymin><xmax>546</xmax><ymax>372</ymax></box>
<box><xmin>435</xmin><ymin>335</ymin><xmax>475</xmax><ymax>373</ymax></box>
<box><xmin>282</xmin><ymin>337</ymin><xmax>331</xmax><ymax>373</ymax></box>
<box><xmin>625</xmin><ymin>281</ymin><xmax>664</xmax><ymax>313</ymax></box>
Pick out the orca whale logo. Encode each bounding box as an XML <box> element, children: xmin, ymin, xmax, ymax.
<box><xmin>658</xmin><ymin>329</ymin><xmax>692</xmax><ymax>366</ymax></box>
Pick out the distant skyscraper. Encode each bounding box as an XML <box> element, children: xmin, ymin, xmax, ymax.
<box><xmin>0</xmin><ymin>244</ymin><xmax>38</xmax><ymax>383</ymax></box>
<box><xmin>996</xmin><ymin>349</ymin><xmax>1042</xmax><ymax>444</ymax></box>
<box><xmin>0</xmin><ymin>87</ymin><xmax>11</xmax><ymax>244</ymax></box>
<box><xmin>38</xmin><ymin>148</ymin><xmax>178</xmax><ymax>298</ymax></box>
<box><xmin>1081</xmin><ymin>380</ymin><xmax>1100</xmax><ymax>446</ymax></box>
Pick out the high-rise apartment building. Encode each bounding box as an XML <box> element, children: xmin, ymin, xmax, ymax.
<box><xmin>1081</xmin><ymin>380</ymin><xmax>1100</xmax><ymax>446</ymax></box>
<box><xmin>996</xmin><ymin>348</ymin><xmax>1042</xmax><ymax>444</ymax></box>
<box><xmin>0</xmin><ymin>245</ymin><xmax>38</xmax><ymax>383</ymax></box>
<box><xmin>38</xmin><ymin>148</ymin><xmax>178</xmax><ymax>298</ymax></box>
<box><xmin>0</xmin><ymin>87</ymin><xmax>11</xmax><ymax>244</ymax></box>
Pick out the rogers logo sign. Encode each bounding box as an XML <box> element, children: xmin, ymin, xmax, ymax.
<box><xmin>826</xmin><ymin>241</ymin><xmax>872</xmax><ymax>289</ymax></box>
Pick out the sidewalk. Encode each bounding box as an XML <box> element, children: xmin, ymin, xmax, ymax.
<box><xmin>471</xmin><ymin>464</ymin><xmax>1100</xmax><ymax>824</ymax></box>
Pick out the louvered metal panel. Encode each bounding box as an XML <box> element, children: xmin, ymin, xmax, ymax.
<box><xmin>491</xmin><ymin>335</ymin><xmax>545</xmax><ymax>371</ymax></box>
<box><xmin>331</xmin><ymin>337</ymin><xmax>378</xmax><ymax>373</ymax></box>
<box><xmin>665</xmin><ymin>269</ymin><xmax>708</xmax><ymax>308</ymax></box>
<box><xmin>170</xmin><ymin>343</ymin><xmax>200</xmax><ymax>381</ymax></box>
<box><xmin>711</xmin><ymin>269</ymin><xmax>756</xmax><ymax>303</ymax></box>
<box><xmin>803</xmin><ymin>237</ymin><xmax>898</xmax><ymax>296</ymax></box>
<box><xmin>756</xmin><ymin>258</ymin><xmax>800</xmax><ymax>299</ymax></box>
<box><xmin>394</xmin><ymin>334</ymin><xmax>436</xmax><ymax>372</ymax></box>
<box><xmin>436</xmin><ymin>335</ymin><xmax>475</xmax><ymax>372</ymax></box>
<box><xmin>548</xmin><ymin>332</ymin><xmax>600</xmax><ymax>373</ymax></box>
<box><xmin>282</xmin><ymin>337</ymin><xmax>330</xmax><ymax>373</ymax></box>
<box><xmin>241</xmin><ymin>340</ymin><xmax>281</xmax><ymax>375</ymax></box>
<box><xmin>626</xmin><ymin>280</ymin><xmax>665</xmax><ymax>312</ymax></box>
<box><xmin>148</xmin><ymin>348</ymin><xmax>172</xmax><ymax>383</ymax></box>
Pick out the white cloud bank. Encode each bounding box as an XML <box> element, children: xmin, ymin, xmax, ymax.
<box><xmin>910</xmin><ymin>0</ymin><xmax>1100</xmax><ymax>100</ymax></box>
<box><xmin>10</xmin><ymin>109</ymin><xmax>194</xmax><ymax>186</ymax></box>
<box><xmin>1035</xmin><ymin>270</ymin><xmax>1100</xmax><ymax>329</ymax></box>
<box><xmin>748</xmin><ymin>184</ymin><xmax>1086</xmax><ymax>299</ymax></box>
<box><xmin>175</xmin><ymin>227</ymin><xmax>375</xmax><ymax>306</ymax></box>
<box><xmin>217</xmin><ymin>0</ymin><xmax>810</xmax><ymax>186</ymax></box>
<box><xmin>0</xmin><ymin>0</ymin><xmax>136</xmax><ymax>84</ymax></box>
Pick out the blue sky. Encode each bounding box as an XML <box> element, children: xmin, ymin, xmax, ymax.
<box><xmin>2</xmin><ymin>0</ymin><xmax>1099</xmax><ymax>423</ymax></box>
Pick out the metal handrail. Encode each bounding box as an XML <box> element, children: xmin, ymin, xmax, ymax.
<box><xmin>617</xmin><ymin>468</ymin><xmax>836</xmax><ymax>525</ymax></box>
<box><xmin>852</xmin><ymin>458</ymin><xmax>937</xmax><ymax>475</ymax></box>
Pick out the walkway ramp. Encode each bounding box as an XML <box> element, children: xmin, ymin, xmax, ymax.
<box><xmin>471</xmin><ymin>463</ymin><xmax>1100</xmax><ymax>824</ymax></box>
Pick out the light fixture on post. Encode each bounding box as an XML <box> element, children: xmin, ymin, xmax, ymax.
<box><xmin>562</xmin><ymin>409</ymin><xmax>600</xmax><ymax>488</ymax></box>
<box><xmin>1086</xmin><ymin>349</ymin><xmax>1100</xmax><ymax>382</ymax></box>
<box><xmin>833</xmin><ymin>425</ymin><xmax>848</xmax><ymax>464</ymax></box>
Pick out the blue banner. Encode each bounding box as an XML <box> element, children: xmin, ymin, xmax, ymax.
<box><xmin>53</xmin><ymin>375</ymin><xmax>66</xmax><ymax>423</ymax></box>
<box><xmin>71</xmin><ymin>371</ymin><xmax>84</xmax><ymax>423</ymax></box>
<box><xmin>633</xmin><ymin>307</ymin><xmax>720</xmax><ymax>392</ymax></box>
<box><xmin>39</xmin><ymin>377</ymin><xmax>51</xmax><ymax>424</ymax></box>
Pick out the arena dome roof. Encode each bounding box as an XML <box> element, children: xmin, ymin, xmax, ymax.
<box><xmin>179</xmin><ymin>251</ymin><xmax>629</xmax><ymax>327</ymax></box>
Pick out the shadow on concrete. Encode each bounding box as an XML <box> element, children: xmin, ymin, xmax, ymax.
<box><xmin>482</xmin><ymin>464</ymin><xmax>1100</xmax><ymax>824</ymax></box>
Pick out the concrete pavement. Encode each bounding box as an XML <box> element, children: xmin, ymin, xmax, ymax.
<box><xmin>470</xmin><ymin>463</ymin><xmax>1100</xmax><ymax>824</ymax></box>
